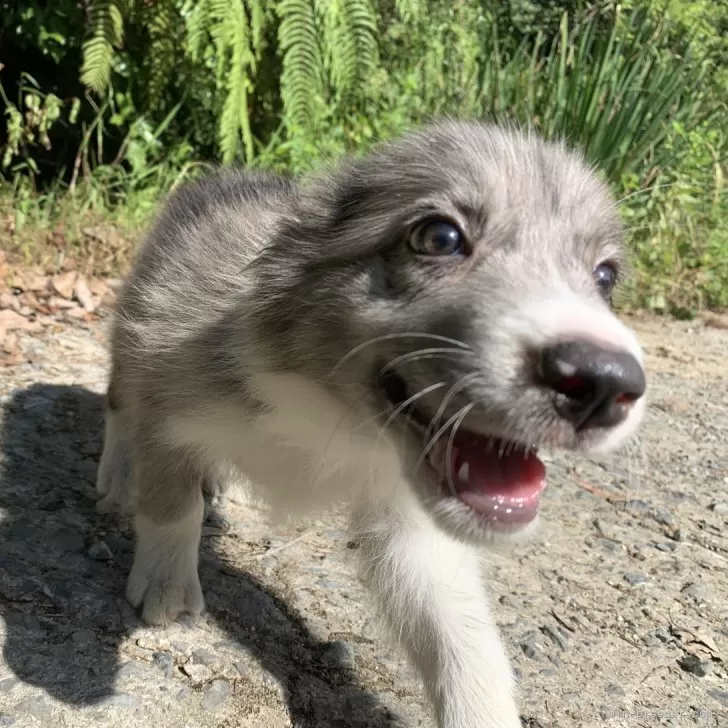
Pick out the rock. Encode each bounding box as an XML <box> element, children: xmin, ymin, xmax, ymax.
<box><xmin>71</xmin><ymin>628</ymin><xmax>97</xmax><ymax>644</ymax></box>
<box><xmin>519</xmin><ymin>632</ymin><xmax>542</xmax><ymax>660</ymax></box>
<box><xmin>182</xmin><ymin>662</ymin><xmax>212</xmax><ymax>683</ymax></box>
<box><xmin>681</xmin><ymin>582</ymin><xmax>710</xmax><ymax>602</ymax></box>
<box><xmin>606</xmin><ymin>683</ymin><xmax>625</xmax><ymax>697</ymax></box>
<box><xmin>117</xmin><ymin>661</ymin><xmax>145</xmax><ymax>679</ymax></box>
<box><xmin>678</xmin><ymin>654</ymin><xmax>711</xmax><ymax>677</ymax></box>
<box><xmin>137</xmin><ymin>634</ymin><xmax>171</xmax><ymax>652</ymax></box>
<box><xmin>152</xmin><ymin>652</ymin><xmax>174</xmax><ymax>678</ymax></box>
<box><xmin>541</xmin><ymin>624</ymin><xmax>569</xmax><ymax>651</ymax></box>
<box><xmin>499</xmin><ymin>595</ymin><xmax>524</xmax><ymax>609</ymax></box>
<box><xmin>190</xmin><ymin>647</ymin><xmax>218</xmax><ymax>666</ymax></box>
<box><xmin>623</xmin><ymin>572</ymin><xmax>650</xmax><ymax>587</ymax></box>
<box><xmin>0</xmin><ymin>679</ymin><xmax>18</xmax><ymax>694</ymax></box>
<box><xmin>101</xmin><ymin>693</ymin><xmax>141</xmax><ymax>709</ymax></box>
<box><xmin>652</xmin><ymin>507</ymin><xmax>676</xmax><ymax>526</ymax></box>
<box><xmin>87</xmin><ymin>540</ymin><xmax>113</xmax><ymax>561</ymax></box>
<box><xmin>709</xmin><ymin>502</ymin><xmax>728</xmax><ymax>515</ymax></box>
<box><xmin>325</xmin><ymin>640</ymin><xmax>356</xmax><ymax>670</ymax></box>
<box><xmin>201</xmin><ymin>679</ymin><xmax>232</xmax><ymax>712</ymax></box>
<box><xmin>14</xmin><ymin>697</ymin><xmax>52</xmax><ymax>719</ymax></box>
<box><xmin>708</xmin><ymin>690</ymin><xmax>728</xmax><ymax>708</ymax></box>
<box><xmin>47</xmin><ymin>529</ymin><xmax>85</xmax><ymax>553</ymax></box>
<box><xmin>0</xmin><ymin>715</ymin><xmax>14</xmax><ymax>726</ymax></box>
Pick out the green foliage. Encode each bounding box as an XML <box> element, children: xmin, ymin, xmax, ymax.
<box><xmin>1</xmin><ymin>0</ymin><xmax>727</xmax><ymax>311</ymax></box>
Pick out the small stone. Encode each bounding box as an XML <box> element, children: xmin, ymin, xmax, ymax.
<box><xmin>182</xmin><ymin>663</ymin><xmax>212</xmax><ymax>683</ymax></box>
<box><xmin>654</xmin><ymin>542</ymin><xmax>677</xmax><ymax>552</ymax></box>
<box><xmin>0</xmin><ymin>679</ymin><xmax>18</xmax><ymax>694</ymax></box>
<box><xmin>152</xmin><ymin>652</ymin><xmax>174</xmax><ymax>678</ymax></box>
<box><xmin>102</xmin><ymin>693</ymin><xmax>140</xmax><ymax>709</ymax></box>
<box><xmin>606</xmin><ymin>683</ymin><xmax>625</xmax><ymax>697</ymax></box>
<box><xmin>137</xmin><ymin>634</ymin><xmax>170</xmax><ymax>651</ymax></box>
<box><xmin>325</xmin><ymin>640</ymin><xmax>355</xmax><ymax>670</ymax></box>
<box><xmin>87</xmin><ymin>541</ymin><xmax>113</xmax><ymax>561</ymax></box>
<box><xmin>499</xmin><ymin>595</ymin><xmax>523</xmax><ymax>610</ymax></box>
<box><xmin>176</xmin><ymin>687</ymin><xmax>191</xmax><ymax>703</ymax></box>
<box><xmin>201</xmin><ymin>679</ymin><xmax>232</xmax><ymax>712</ymax></box>
<box><xmin>15</xmin><ymin>698</ymin><xmax>52</xmax><ymax>719</ymax></box>
<box><xmin>624</xmin><ymin>499</ymin><xmax>651</xmax><ymax>514</ymax></box>
<box><xmin>0</xmin><ymin>715</ymin><xmax>14</xmax><ymax>726</ymax></box>
<box><xmin>678</xmin><ymin>654</ymin><xmax>712</xmax><ymax>677</ymax></box>
<box><xmin>117</xmin><ymin>661</ymin><xmax>145</xmax><ymax>679</ymax></box>
<box><xmin>539</xmin><ymin>668</ymin><xmax>556</xmax><ymax>677</ymax></box>
<box><xmin>623</xmin><ymin>572</ymin><xmax>649</xmax><ymax>587</ymax></box>
<box><xmin>48</xmin><ymin>529</ymin><xmax>85</xmax><ymax>553</ymax></box>
<box><xmin>652</xmin><ymin>507</ymin><xmax>675</xmax><ymax>526</ymax></box>
<box><xmin>71</xmin><ymin>628</ymin><xmax>97</xmax><ymax>644</ymax></box>
<box><xmin>708</xmin><ymin>690</ymin><xmax>728</xmax><ymax>708</ymax></box>
<box><xmin>190</xmin><ymin>648</ymin><xmax>218</xmax><ymax>666</ymax></box>
<box><xmin>547</xmin><ymin>654</ymin><xmax>563</xmax><ymax>668</ymax></box>
<box><xmin>681</xmin><ymin>582</ymin><xmax>710</xmax><ymax>603</ymax></box>
<box><xmin>709</xmin><ymin>502</ymin><xmax>728</xmax><ymax>515</ymax></box>
<box><xmin>541</xmin><ymin>625</ymin><xmax>569</xmax><ymax>651</ymax></box>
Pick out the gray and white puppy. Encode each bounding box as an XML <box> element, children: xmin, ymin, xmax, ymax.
<box><xmin>97</xmin><ymin>120</ymin><xmax>646</xmax><ymax>728</ymax></box>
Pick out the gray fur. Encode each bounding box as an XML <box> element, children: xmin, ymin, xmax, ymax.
<box><xmin>97</xmin><ymin>120</ymin><xmax>646</xmax><ymax>728</ymax></box>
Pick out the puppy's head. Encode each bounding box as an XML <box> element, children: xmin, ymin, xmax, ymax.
<box><xmin>255</xmin><ymin>120</ymin><xmax>646</xmax><ymax>544</ymax></box>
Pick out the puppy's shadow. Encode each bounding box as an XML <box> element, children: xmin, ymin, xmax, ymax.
<box><xmin>0</xmin><ymin>383</ymin><xmax>402</xmax><ymax>726</ymax></box>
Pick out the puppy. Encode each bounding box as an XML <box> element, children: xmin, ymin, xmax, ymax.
<box><xmin>96</xmin><ymin>120</ymin><xmax>646</xmax><ymax>728</ymax></box>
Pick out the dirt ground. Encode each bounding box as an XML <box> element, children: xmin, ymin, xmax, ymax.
<box><xmin>0</xmin><ymin>302</ymin><xmax>726</xmax><ymax>728</ymax></box>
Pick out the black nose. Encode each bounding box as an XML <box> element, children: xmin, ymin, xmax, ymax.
<box><xmin>538</xmin><ymin>340</ymin><xmax>646</xmax><ymax>430</ymax></box>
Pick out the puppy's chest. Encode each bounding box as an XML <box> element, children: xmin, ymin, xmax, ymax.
<box><xmin>166</xmin><ymin>380</ymin><xmax>403</xmax><ymax>502</ymax></box>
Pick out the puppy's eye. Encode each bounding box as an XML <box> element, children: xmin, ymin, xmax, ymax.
<box><xmin>594</xmin><ymin>262</ymin><xmax>618</xmax><ymax>299</ymax></box>
<box><xmin>409</xmin><ymin>220</ymin><xmax>465</xmax><ymax>256</ymax></box>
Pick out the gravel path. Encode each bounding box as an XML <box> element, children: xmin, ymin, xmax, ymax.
<box><xmin>0</xmin><ymin>310</ymin><xmax>726</xmax><ymax>728</ymax></box>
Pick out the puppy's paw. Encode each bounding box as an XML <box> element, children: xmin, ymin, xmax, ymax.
<box><xmin>126</xmin><ymin>561</ymin><xmax>204</xmax><ymax>626</ymax></box>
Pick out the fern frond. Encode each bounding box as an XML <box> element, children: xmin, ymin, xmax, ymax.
<box><xmin>278</xmin><ymin>0</ymin><xmax>324</xmax><ymax>129</ymax></box>
<box><xmin>218</xmin><ymin>0</ymin><xmax>255</xmax><ymax>162</ymax></box>
<box><xmin>143</xmin><ymin>0</ymin><xmax>183</xmax><ymax>110</ymax></box>
<box><xmin>315</xmin><ymin>0</ymin><xmax>379</xmax><ymax>99</ymax></box>
<box><xmin>81</xmin><ymin>0</ymin><xmax>126</xmax><ymax>94</ymax></box>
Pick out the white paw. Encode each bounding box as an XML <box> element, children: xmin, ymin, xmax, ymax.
<box><xmin>126</xmin><ymin>561</ymin><xmax>204</xmax><ymax>626</ymax></box>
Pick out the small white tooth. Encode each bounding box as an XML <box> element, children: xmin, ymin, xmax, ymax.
<box><xmin>457</xmin><ymin>461</ymin><xmax>470</xmax><ymax>481</ymax></box>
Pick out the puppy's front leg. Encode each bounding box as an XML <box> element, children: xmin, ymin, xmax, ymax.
<box><xmin>354</xmin><ymin>499</ymin><xmax>521</xmax><ymax>728</ymax></box>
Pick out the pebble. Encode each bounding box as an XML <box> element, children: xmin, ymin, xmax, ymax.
<box><xmin>0</xmin><ymin>679</ymin><xmax>18</xmax><ymax>694</ymax></box>
<box><xmin>541</xmin><ymin>625</ymin><xmax>569</xmax><ymax>651</ymax></box>
<box><xmin>71</xmin><ymin>628</ymin><xmax>96</xmax><ymax>644</ymax></box>
<box><xmin>623</xmin><ymin>572</ymin><xmax>650</xmax><ymax>587</ymax></box>
<box><xmin>708</xmin><ymin>690</ymin><xmax>728</xmax><ymax>708</ymax></box>
<box><xmin>190</xmin><ymin>647</ymin><xmax>217</xmax><ymax>666</ymax></box>
<box><xmin>519</xmin><ymin>632</ymin><xmax>542</xmax><ymax>660</ymax></box>
<box><xmin>499</xmin><ymin>595</ymin><xmax>524</xmax><ymax>610</ymax></box>
<box><xmin>117</xmin><ymin>661</ymin><xmax>145</xmax><ymax>679</ymax></box>
<box><xmin>152</xmin><ymin>652</ymin><xmax>174</xmax><ymax>678</ymax></box>
<box><xmin>14</xmin><ymin>697</ymin><xmax>52</xmax><ymax>719</ymax></box>
<box><xmin>181</xmin><ymin>663</ymin><xmax>212</xmax><ymax>683</ymax></box>
<box><xmin>709</xmin><ymin>502</ymin><xmax>728</xmax><ymax>515</ymax></box>
<box><xmin>681</xmin><ymin>582</ymin><xmax>710</xmax><ymax>602</ymax></box>
<box><xmin>652</xmin><ymin>507</ymin><xmax>676</xmax><ymax>526</ymax></box>
<box><xmin>100</xmin><ymin>693</ymin><xmax>140</xmax><ymax>709</ymax></box>
<box><xmin>201</xmin><ymin>679</ymin><xmax>232</xmax><ymax>712</ymax></box>
<box><xmin>325</xmin><ymin>640</ymin><xmax>356</xmax><ymax>670</ymax></box>
<box><xmin>678</xmin><ymin>654</ymin><xmax>712</xmax><ymax>677</ymax></box>
<box><xmin>0</xmin><ymin>715</ymin><xmax>14</xmax><ymax>726</ymax></box>
<box><xmin>606</xmin><ymin>683</ymin><xmax>625</xmax><ymax>697</ymax></box>
<box><xmin>87</xmin><ymin>541</ymin><xmax>113</xmax><ymax>561</ymax></box>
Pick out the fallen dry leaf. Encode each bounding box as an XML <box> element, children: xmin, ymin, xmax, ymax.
<box><xmin>703</xmin><ymin>313</ymin><xmax>728</xmax><ymax>330</ymax></box>
<box><xmin>0</xmin><ymin>309</ymin><xmax>42</xmax><ymax>333</ymax></box>
<box><xmin>52</xmin><ymin>271</ymin><xmax>77</xmax><ymax>299</ymax></box>
<box><xmin>74</xmin><ymin>277</ymin><xmax>96</xmax><ymax>312</ymax></box>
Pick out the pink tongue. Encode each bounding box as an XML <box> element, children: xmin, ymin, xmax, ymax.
<box><xmin>453</xmin><ymin>435</ymin><xmax>546</xmax><ymax>501</ymax></box>
<box><xmin>434</xmin><ymin>433</ymin><xmax>547</xmax><ymax>527</ymax></box>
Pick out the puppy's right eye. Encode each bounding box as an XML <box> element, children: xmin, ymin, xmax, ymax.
<box><xmin>409</xmin><ymin>220</ymin><xmax>465</xmax><ymax>257</ymax></box>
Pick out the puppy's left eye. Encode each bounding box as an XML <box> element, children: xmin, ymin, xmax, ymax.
<box><xmin>593</xmin><ymin>262</ymin><xmax>618</xmax><ymax>299</ymax></box>
<box><xmin>409</xmin><ymin>220</ymin><xmax>465</xmax><ymax>256</ymax></box>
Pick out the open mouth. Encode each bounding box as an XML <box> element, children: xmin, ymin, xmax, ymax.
<box><xmin>380</xmin><ymin>371</ymin><xmax>547</xmax><ymax>530</ymax></box>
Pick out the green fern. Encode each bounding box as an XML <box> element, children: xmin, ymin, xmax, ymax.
<box><xmin>81</xmin><ymin>0</ymin><xmax>127</xmax><ymax>93</ymax></box>
<box><xmin>278</xmin><ymin>0</ymin><xmax>324</xmax><ymax>130</ymax></box>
